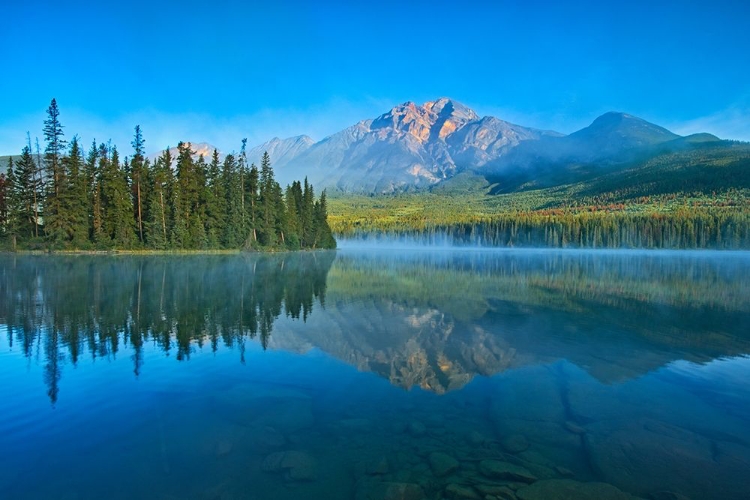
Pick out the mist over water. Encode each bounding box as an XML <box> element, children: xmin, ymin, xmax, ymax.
<box><xmin>1</xmin><ymin>248</ymin><xmax>749</xmax><ymax>499</ymax></box>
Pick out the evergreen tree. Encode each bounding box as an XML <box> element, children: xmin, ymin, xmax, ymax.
<box><xmin>147</xmin><ymin>149</ymin><xmax>172</xmax><ymax>249</ymax></box>
<box><xmin>130</xmin><ymin>125</ymin><xmax>149</xmax><ymax>245</ymax></box>
<box><xmin>0</xmin><ymin>167</ymin><xmax>8</xmax><ymax>239</ymax></box>
<box><xmin>62</xmin><ymin>137</ymin><xmax>89</xmax><ymax>246</ymax></box>
<box><xmin>43</xmin><ymin>98</ymin><xmax>67</xmax><ymax>245</ymax></box>
<box><xmin>221</xmin><ymin>153</ymin><xmax>243</xmax><ymax>247</ymax></box>
<box><xmin>8</xmin><ymin>147</ymin><xmax>41</xmax><ymax>241</ymax></box>
<box><xmin>301</xmin><ymin>178</ymin><xmax>315</xmax><ymax>248</ymax></box>
<box><xmin>247</xmin><ymin>163</ymin><xmax>259</xmax><ymax>245</ymax></box>
<box><xmin>313</xmin><ymin>190</ymin><xmax>336</xmax><ymax>249</ymax></box>
<box><xmin>257</xmin><ymin>151</ymin><xmax>277</xmax><ymax>246</ymax></box>
<box><xmin>101</xmin><ymin>146</ymin><xmax>136</xmax><ymax>247</ymax></box>
<box><xmin>204</xmin><ymin>148</ymin><xmax>224</xmax><ymax>247</ymax></box>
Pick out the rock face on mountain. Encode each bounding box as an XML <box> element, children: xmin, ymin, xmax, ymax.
<box><xmin>275</xmin><ymin>98</ymin><xmax>555</xmax><ymax>192</ymax></box>
<box><xmin>147</xmin><ymin>142</ymin><xmax>221</xmax><ymax>165</ymax></box>
<box><xmin>245</xmin><ymin>135</ymin><xmax>313</xmax><ymax>168</ymax></box>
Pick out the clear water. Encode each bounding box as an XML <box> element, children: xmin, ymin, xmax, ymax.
<box><xmin>1</xmin><ymin>247</ymin><xmax>749</xmax><ymax>500</ymax></box>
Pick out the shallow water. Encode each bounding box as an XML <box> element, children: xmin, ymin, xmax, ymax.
<box><xmin>1</xmin><ymin>248</ymin><xmax>749</xmax><ymax>500</ymax></box>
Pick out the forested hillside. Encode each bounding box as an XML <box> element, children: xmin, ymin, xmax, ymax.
<box><xmin>0</xmin><ymin>100</ymin><xmax>335</xmax><ymax>251</ymax></box>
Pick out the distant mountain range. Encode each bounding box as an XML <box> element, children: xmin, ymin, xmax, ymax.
<box><xmin>8</xmin><ymin>98</ymin><xmax>737</xmax><ymax>195</ymax></box>
<box><xmin>146</xmin><ymin>98</ymin><xmax>738</xmax><ymax>194</ymax></box>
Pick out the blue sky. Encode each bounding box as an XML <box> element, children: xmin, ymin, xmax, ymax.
<box><xmin>1</xmin><ymin>0</ymin><xmax>749</xmax><ymax>154</ymax></box>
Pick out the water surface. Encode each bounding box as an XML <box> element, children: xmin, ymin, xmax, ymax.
<box><xmin>1</xmin><ymin>248</ymin><xmax>749</xmax><ymax>499</ymax></box>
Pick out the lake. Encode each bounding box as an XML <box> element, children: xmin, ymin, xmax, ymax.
<box><xmin>1</xmin><ymin>246</ymin><xmax>749</xmax><ymax>500</ymax></box>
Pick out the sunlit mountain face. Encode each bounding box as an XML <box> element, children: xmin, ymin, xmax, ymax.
<box><xmin>1</xmin><ymin>249</ymin><xmax>749</xmax><ymax>500</ymax></box>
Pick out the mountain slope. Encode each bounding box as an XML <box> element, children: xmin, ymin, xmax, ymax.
<box><xmin>278</xmin><ymin>98</ymin><xmax>553</xmax><ymax>192</ymax></box>
<box><xmin>245</xmin><ymin>135</ymin><xmax>313</xmax><ymax>168</ymax></box>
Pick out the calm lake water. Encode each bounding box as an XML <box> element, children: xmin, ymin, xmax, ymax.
<box><xmin>1</xmin><ymin>246</ymin><xmax>750</xmax><ymax>500</ymax></box>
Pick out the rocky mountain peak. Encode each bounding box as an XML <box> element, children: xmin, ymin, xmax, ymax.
<box><xmin>370</xmin><ymin>98</ymin><xmax>479</xmax><ymax>144</ymax></box>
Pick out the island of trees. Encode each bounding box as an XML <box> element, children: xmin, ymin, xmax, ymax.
<box><xmin>0</xmin><ymin>99</ymin><xmax>336</xmax><ymax>251</ymax></box>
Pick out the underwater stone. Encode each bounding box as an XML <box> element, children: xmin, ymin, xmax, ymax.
<box><xmin>409</xmin><ymin>421</ymin><xmax>427</xmax><ymax>437</ymax></box>
<box><xmin>479</xmin><ymin>461</ymin><xmax>536</xmax><ymax>483</ymax></box>
<box><xmin>475</xmin><ymin>484</ymin><xmax>517</xmax><ymax>500</ymax></box>
<box><xmin>428</xmin><ymin>451</ymin><xmax>459</xmax><ymax>477</ymax></box>
<box><xmin>366</xmin><ymin>456</ymin><xmax>390</xmax><ymax>475</ymax></box>
<box><xmin>445</xmin><ymin>483</ymin><xmax>481</xmax><ymax>499</ymax></box>
<box><xmin>500</xmin><ymin>434</ymin><xmax>529</xmax><ymax>454</ymax></box>
<box><xmin>260</xmin><ymin>450</ymin><xmax>317</xmax><ymax>481</ymax></box>
<box><xmin>466</xmin><ymin>430</ymin><xmax>487</xmax><ymax>446</ymax></box>
<box><xmin>355</xmin><ymin>481</ymin><xmax>426</xmax><ymax>500</ymax></box>
<box><xmin>515</xmin><ymin>479</ymin><xmax>630</xmax><ymax>500</ymax></box>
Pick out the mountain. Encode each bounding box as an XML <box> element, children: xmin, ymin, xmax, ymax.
<box><xmin>128</xmin><ymin>99</ymin><xmax>736</xmax><ymax>196</ymax></box>
<box><xmin>245</xmin><ymin>135</ymin><xmax>313</xmax><ymax>168</ymax></box>
<box><xmin>146</xmin><ymin>142</ymin><xmax>221</xmax><ymax>165</ymax></box>
<box><xmin>275</xmin><ymin>98</ymin><xmax>555</xmax><ymax>191</ymax></box>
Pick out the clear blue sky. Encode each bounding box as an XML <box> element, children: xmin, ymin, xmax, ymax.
<box><xmin>1</xmin><ymin>0</ymin><xmax>749</xmax><ymax>154</ymax></box>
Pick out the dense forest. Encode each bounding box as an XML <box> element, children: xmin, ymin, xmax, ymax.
<box><xmin>0</xmin><ymin>99</ymin><xmax>336</xmax><ymax>251</ymax></box>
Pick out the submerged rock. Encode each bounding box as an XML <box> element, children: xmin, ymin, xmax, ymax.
<box><xmin>515</xmin><ymin>479</ymin><xmax>629</xmax><ymax>500</ymax></box>
<box><xmin>355</xmin><ymin>481</ymin><xmax>425</xmax><ymax>500</ymax></box>
<box><xmin>409</xmin><ymin>421</ymin><xmax>427</xmax><ymax>437</ymax></box>
<box><xmin>500</xmin><ymin>434</ymin><xmax>530</xmax><ymax>454</ymax></box>
<box><xmin>255</xmin><ymin>426</ymin><xmax>285</xmax><ymax>448</ymax></box>
<box><xmin>428</xmin><ymin>451</ymin><xmax>459</xmax><ymax>477</ymax></box>
<box><xmin>466</xmin><ymin>430</ymin><xmax>488</xmax><ymax>446</ymax></box>
<box><xmin>260</xmin><ymin>450</ymin><xmax>317</xmax><ymax>481</ymax></box>
<box><xmin>479</xmin><ymin>461</ymin><xmax>536</xmax><ymax>483</ymax></box>
<box><xmin>365</xmin><ymin>456</ymin><xmax>390</xmax><ymax>475</ymax></box>
<box><xmin>475</xmin><ymin>484</ymin><xmax>517</xmax><ymax>499</ymax></box>
<box><xmin>445</xmin><ymin>483</ymin><xmax>481</xmax><ymax>499</ymax></box>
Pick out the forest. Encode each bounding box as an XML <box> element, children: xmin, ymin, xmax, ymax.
<box><xmin>0</xmin><ymin>99</ymin><xmax>336</xmax><ymax>251</ymax></box>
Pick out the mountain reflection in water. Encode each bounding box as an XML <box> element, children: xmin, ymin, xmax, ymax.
<box><xmin>1</xmin><ymin>249</ymin><xmax>749</xmax><ymax>500</ymax></box>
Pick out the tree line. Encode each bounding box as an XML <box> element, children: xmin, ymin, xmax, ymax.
<box><xmin>0</xmin><ymin>99</ymin><xmax>336</xmax><ymax>251</ymax></box>
<box><xmin>340</xmin><ymin>209</ymin><xmax>750</xmax><ymax>249</ymax></box>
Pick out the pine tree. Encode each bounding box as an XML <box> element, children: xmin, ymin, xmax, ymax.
<box><xmin>313</xmin><ymin>190</ymin><xmax>336</xmax><ymax>249</ymax></box>
<box><xmin>9</xmin><ymin>146</ymin><xmax>40</xmax><ymax>241</ymax></box>
<box><xmin>247</xmin><ymin>163</ymin><xmax>259</xmax><ymax>246</ymax></box>
<box><xmin>0</xmin><ymin>167</ymin><xmax>8</xmax><ymax>239</ymax></box>
<box><xmin>257</xmin><ymin>151</ymin><xmax>277</xmax><ymax>247</ymax></box>
<box><xmin>147</xmin><ymin>149</ymin><xmax>172</xmax><ymax>249</ymax></box>
<box><xmin>204</xmin><ymin>148</ymin><xmax>224</xmax><ymax>247</ymax></box>
<box><xmin>62</xmin><ymin>137</ymin><xmax>89</xmax><ymax>246</ymax></box>
<box><xmin>130</xmin><ymin>125</ymin><xmax>148</xmax><ymax>245</ymax></box>
<box><xmin>101</xmin><ymin>146</ymin><xmax>136</xmax><ymax>247</ymax></box>
<box><xmin>222</xmin><ymin>153</ymin><xmax>243</xmax><ymax>247</ymax></box>
<box><xmin>43</xmin><ymin>98</ymin><xmax>67</xmax><ymax>245</ymax></box>
<box><xmin>301</xmin><ymin>178</ymin><xmax>315</xmax><ymax>247</ymax></box>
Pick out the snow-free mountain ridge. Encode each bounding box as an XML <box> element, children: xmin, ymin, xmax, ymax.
<box><xmin>144</xmin><ymin>99</ymin><xmax>722</xmax><ymax>193</ymax></box>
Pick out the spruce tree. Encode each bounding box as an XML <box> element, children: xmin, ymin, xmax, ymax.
<box><xmin>204</xmin><ymin>148</ymin><xmax>224</xmax><ymax>247</ymax></box>
<box><xmin>62</xmin><ymin>137</ymin><xmax>89</xmax><ymax>246</ymax></box>
<box><xmin>0</xmin><ymin>169</ymin><xmax>8</xmax><ymax>239</ymax></box>
<box><xmin>43</xmin><ymin>98</ymin><xmax>67</xmax><ymax>245</ymax></box>
<box><xmin>101</xmin><ymin>146</ymin><xmax>136</xmax><ymax>247</ymax></box>
<box><xmin>130</xmin><ymin>125</ymin><xmax>148</xmax><ymax>245</ymax></box>
<box><xmin>221</xmin><ymin>153</ymin><xmax>243</xmax><ymax>247</ymax></box>
<box><xmin>313</xmin><ymin>190</ymin><xmax>336</xmax><ymax>249</ymax></box>
<box><xmin>9</xmin><ymin>147</ymin><xmax>40</xmax><ymax>240</ymax></box>
<box><xmin>257</xmin><ymin>151</ymin><xmax>277</xmax><ymax>247</ymax></box>
<box><xmin>147</xmin><ymin>149</ymin><xmax>172</xmax><ymax>249</ymax></box>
